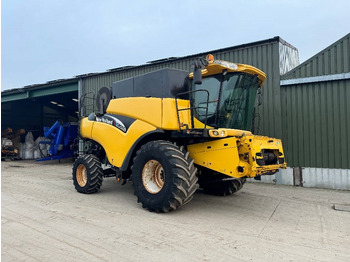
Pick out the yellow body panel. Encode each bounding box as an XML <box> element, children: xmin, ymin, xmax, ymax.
<box><xmin>188</xmin><ymin>137</ymin><xmax>240</xmax><ymax>176</ymax></box>
<box><xmin>80</xmin><ymin>97</ymin><xmax>194</xmax><ymax>167</ymax></box>
<box><xmin>189</xmin><ymin>61</ymin><xmax>267</xmax><ymax>86</ymax></box>
<box><xmin>107</xmin><ymin>97</ymin><xmax>162</xmax><ymax>128</ymax></box>
<box><xmin>188</xmin><ymin>134</ymin><xmax>286</xmax><ymax>178</ymax></box>
<box><xmin>162</xmin><ymin>98</ymin><xmax>191</xmax><ymax>130</ymax></box>
<box><xmin>80</xmin><ymin>117</ymin><xmax>94</xmax><ymax>138</ymax></box>
<box><xmin>106</xmin><ymin>97</ymin><xmax>192</xmax><ymax>130</ymax></box>
<box><xmin>81</xmin><ymin>117</ymin><xmax>156</xmax><ymax>167</ymax></box>
<box><xmin>193</xmin><ymin>117</ymin><xmax>206</xmax><ymax>129</ymax></box>
<box><xmin>238</xmin><ymin>135</ymin><xmax>287</xmax><ymax>176</ymax></box>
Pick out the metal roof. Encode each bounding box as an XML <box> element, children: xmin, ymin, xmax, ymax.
<box><xmin>2</xmin><ymin>36</ymin><xmax>291</xmax><ymax>97</ymax></box>
<box><xmin>281</xmin><ymin>33</ymin><xmax>350</xmax><ymax>80</ymax></box>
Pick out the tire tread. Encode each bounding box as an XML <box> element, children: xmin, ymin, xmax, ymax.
<box><xmin>131</xmin><ymin>140</ymin><xmax>198</xmax><ymax>212</ymax></box>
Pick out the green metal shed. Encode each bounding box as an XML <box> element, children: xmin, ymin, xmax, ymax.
<box><xmin>279</xmin><ymin>33</ymin><xmax>350</xmax><ymax>189</ymax></box>
<box><xmin>1</xmin><ymin>79</ymin><xmax>79</xmax><ymax>138</ymax></box>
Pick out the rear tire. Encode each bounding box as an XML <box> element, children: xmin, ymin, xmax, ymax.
<box><xmin>72</xmin><ymin>154</ymin><xmax>103</xmax><ymax>194</ymax></box>
<box><xmin>131</xmin><ymin>141</ymin><xmax>198</xmax><ymax>212</ymax></box>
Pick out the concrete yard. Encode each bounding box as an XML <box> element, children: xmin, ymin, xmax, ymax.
<box><xmin>2</xmin><ymin>160</ymin><xmax>350</xmax><ymax>261</ymax></box>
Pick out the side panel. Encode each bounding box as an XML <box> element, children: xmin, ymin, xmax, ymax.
<box><xmin>107</xmin><ymin>97</ymin><xmax>192</xmax><ymax>131</ymax></box>
<box><xmin>162</xmin><ymin>98</ymin><xmax>191</xmax><ymax>129</ymax></box>
<box><xmin>188</xmin><ymin>135</ymin><xmax>287</xmax><ymax>179</ymax></box>
<box><xmin>188</xmin><ymin>137</ymin><xmax>241</xmax><ymax>177</ymax></box>
<box><xmin>91</xmin><ymin>119</ymin><xmax>156</xmax><ymax>167</ymax></box>
<box><xmin>80</xmin><ymin>117</ymin><xmax>94</xmax><ymax>138</ymax></box>
<box><xmin>106</xmin><ymin>98</ymin><xmax>163</xmax><ymax>128</ymax></box>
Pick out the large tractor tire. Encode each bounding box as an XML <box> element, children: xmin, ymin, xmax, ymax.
<box><xmin>199</xmin><ymin>173</ymin><xmax>246</xmax><ymax>196</ymax></box>
<box><xmin>131</xmin><ymin>140</ymin><xmax>198</xmax><ymax>212</ymax></box>
<box><xmin>72</xmin><ymin>154</ymin><xmax>103</xmax><ymax>194</ymax></box>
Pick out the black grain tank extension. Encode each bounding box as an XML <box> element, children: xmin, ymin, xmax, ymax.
<box><xmin>112</xmin><ymin>68</ymin><xmax>190</xmax><ymax>99</ymax></box>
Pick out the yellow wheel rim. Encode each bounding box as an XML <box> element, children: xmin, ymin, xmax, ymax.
<box><xmin>76</xmin><ymin>164</ymin><xmax>87</xmax><ymax>187</ymax></box>
<box><xmin>142</xmin><ymin>160</ymin><xmax>165</xmax><ymax>194</ymax></box>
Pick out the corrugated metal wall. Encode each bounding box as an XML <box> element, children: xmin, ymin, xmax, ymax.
<box><xmin>281</xmin><ymin>79</ymin><xmax>350</xmax><ymax>169</ymax></box>
<box><xmin>81</xmin><ymin>38</ymin><xmax>298</xmax><ymax>139</ymax></box>
<box><xmin>280</xmin><ymin>33</ymin><xmax>350</xmax><ymax>169</ymax></box>
<box><xmin>282</xmin><ymin>33</ymin><xmax>350</xmax><ymax>80</ymax></box>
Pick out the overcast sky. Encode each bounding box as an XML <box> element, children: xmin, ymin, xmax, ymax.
<box><xmin>2</xmin><ymin>0</ymin><xmax>350</xmax><ymax>90</ymax></box>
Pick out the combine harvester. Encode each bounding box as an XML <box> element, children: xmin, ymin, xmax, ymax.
<box><xmin>73</xmin><ymin>54</ymin><xmax>287</xmax><ymax>212</ymax></box>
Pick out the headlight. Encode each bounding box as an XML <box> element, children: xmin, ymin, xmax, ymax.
<box><xmin>209</xmin><ymin>129</ymin><xmax>228</xmax><ymax>137</ymax></box>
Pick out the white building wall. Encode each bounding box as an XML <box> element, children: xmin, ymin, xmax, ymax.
<box><xmin>248</xmin><ymin>167</ymin><xmax>350</xmax><ymax>190</ymax></box>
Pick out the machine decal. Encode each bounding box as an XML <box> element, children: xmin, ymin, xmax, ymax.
<box><xmin>96</xmin><ymin>114</ymin><xmax>135</xmax><ymax>133</ymax></box>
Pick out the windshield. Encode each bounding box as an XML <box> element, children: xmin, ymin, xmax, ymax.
<box><xmin>192</xmin><ymin>73</ymin><xmax>259</xmax><ymax>131</ymax></box>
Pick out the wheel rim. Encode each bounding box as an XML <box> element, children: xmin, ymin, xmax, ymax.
<box><xmin>142</xmin><ymin>160</ymin><xmax>165</xmax><ymax>194</ymax></box>
<box><xmin>76</xmin><ymin>164</ymin><xmax>88</xmax><ymax>187</ymax></box>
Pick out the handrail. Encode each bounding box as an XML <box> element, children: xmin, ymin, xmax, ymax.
<box><xmin>174</xmin><ymin>89</ymin><xmax>210</xmax><ymax>131</ymax></box>
<box><xmin>79</xmin><ymin>91</ymin><xmax>95</xmax><ymax>117</ymax></box>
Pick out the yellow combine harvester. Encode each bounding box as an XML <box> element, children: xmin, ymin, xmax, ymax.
<box><xmin>73</xmin><ymin>55</ymin><xmax>286</xmax><ymax>212</ymax></box>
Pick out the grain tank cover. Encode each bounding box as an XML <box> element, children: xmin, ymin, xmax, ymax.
<box><xmin>112</xmin><ymin>68</ymin><xmax>190</xmax><ymax>99</ymax></box>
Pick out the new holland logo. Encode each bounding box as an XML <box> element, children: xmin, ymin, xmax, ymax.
<box><xmin>96</xmin><ymin>115</ymin><xmax>127</xmax><ymax>133</ymax></box>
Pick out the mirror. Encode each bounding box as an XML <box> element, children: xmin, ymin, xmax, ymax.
<box><xmin>257</xmin><ymin>87</ymin><xmax>262</xmax><ymax>106</ymax></box>
<box><xmin>193</xmin><ymin>60</ymin><xmax>202</xmax><ymax>85</ymax></box>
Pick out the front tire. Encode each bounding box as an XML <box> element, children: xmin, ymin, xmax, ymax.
<box><xmin>72</xmin><ymin>154</ymin><xmax>103</xmax><ymax>194</ymax></box>
<box><xmin>199</xmin><ymin>170</ymin><xmax>246</xmax><ymax>196</ymax></box>
<box><xmin>131</xmin><ymin>141</ymin><xmax>198</xmax><ymax>212</ymax></box>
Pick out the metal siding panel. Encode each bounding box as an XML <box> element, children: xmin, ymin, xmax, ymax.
<box><xmin>281</xmin><ymin>79</ymin><xmax>350</xmax><ymax>169</ymax></box>
<box><xmin>302</xmin><ymin>84</ymin><xmax>310</xmax><ymax>166</ymax></box>
<box><xmin>238</xmin><ymin>49</ymin><xmax>243</xmax><ymax>63</ymax></box>
<box><xmin>323</xmin><ymin>52</ymin><xmax>328</xmax><ymax>76</ymax></box>
<box><xmin>303</xmin><ymin>168</ymin><xmax>350</xmax><ymax>190</ymax></box>
<box><xmin>296</xmin><ymin>85</ymin><xmax>304</xmax><ymax>166</ymax></box>
<box><xmin>340</xmin><ymin>80</ymin><xmax>350</xmax><ymax>169</ymax></box>
<box><xmin>2</xmin><ymin>92</ymin><xmax>28</xmax><ymax>102</ymax></box>
<box><xmin>308</xmin><ymin>84</ymin><xmax>316</xmax><ymax>167</ymax></box>
<box><xmin>345</xmin><ymin>37</ymin><xmax>350</xmax><ymax>72</ymax></box>
<box><xmin>266</xmin><ymin>44</ymin><xmax>274</xmax><ymax>136</ymax></box>
<box><xmin>326</xmin><ymin>81</ymin><xmax>335</xmax><ymax>168</ymax></box>
<box><xmin>337</xmin><ymin>42</ymin><xmax>343</xmax><ymax>73</ymax></box>
<box><xmin>331</xmin><ymin>45</ymin><xmax>336</xmax><ymax>75</ymax></box>
<box><xmin>285</xmin><ymin>86</ymin><xmax>294</xmax><ymax>165</ymax></box>
<box><xmin>306</xmin><ymin>61</ymin><xmax>311</xmax><ymax>76</ymax></box>
<box><xmin>291</xmin><ymin>86</ymin><xmax>298</xmax><ymax>165</ymax></box>
<box><xmin>333</xmin><ymin>81</ymin><xmax>341</xmax><ymax>168</ymax></box>
<box><xmin>273</xmin><ymin>43</ymin><xmax>283</xmax><ymax>139</ymax></box>
<box><xmin>312</xmin><ymin>57</ymin><xmax>318</xmax><ymax>76</ymax></box>
<box><xmin>280</xmin><ymin>87</ymin><xmax>288</xmax><ymax>153</ymax></box>
<box><xmin>320</xmin><ymin>83</ymin><xmax>328</xmax><ymax>168</ymax></box>
<box><xmin>314</xmin><ymin>83</ymin><xmax>323</xmax><ymax>167</ymax></box>
<box><xmin>340</xmin><ymin>80</ymin><xmax>349</xmax><ymax>169</ymax></box>
<box><xmin>260</xmin><ymin>47</ymin><xmax>268</xmax><ymax>135</ymax></box>
<box><xmin>318</xmin><ymin>54</ymin><xmax>323</xmax><ymax>77</ymax></box>
<box><xmin>252</xmin><ymin>47</ymin><xmax>257</xmax><ymax>67</ymax></box>
<box><xmin>243</xmin><ymin>48</ymin><xmax>248</xmax><ymax>63</ymax></box>
<box><xmin>346</xmin><ymin>79</ymin><xmax>350</xmax><ymax>169</ymax></box>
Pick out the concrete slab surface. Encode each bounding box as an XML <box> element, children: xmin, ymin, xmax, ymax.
<box><xmin>2</xmin><ymin>160</ymin><xmax>350</xmax><ymax>261</ymax></box>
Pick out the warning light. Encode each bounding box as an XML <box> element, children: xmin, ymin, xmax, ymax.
<box><xmin>206</xmin><ymin>54</ymin><xmax>214</xmax><ymax>64</ymax></box>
